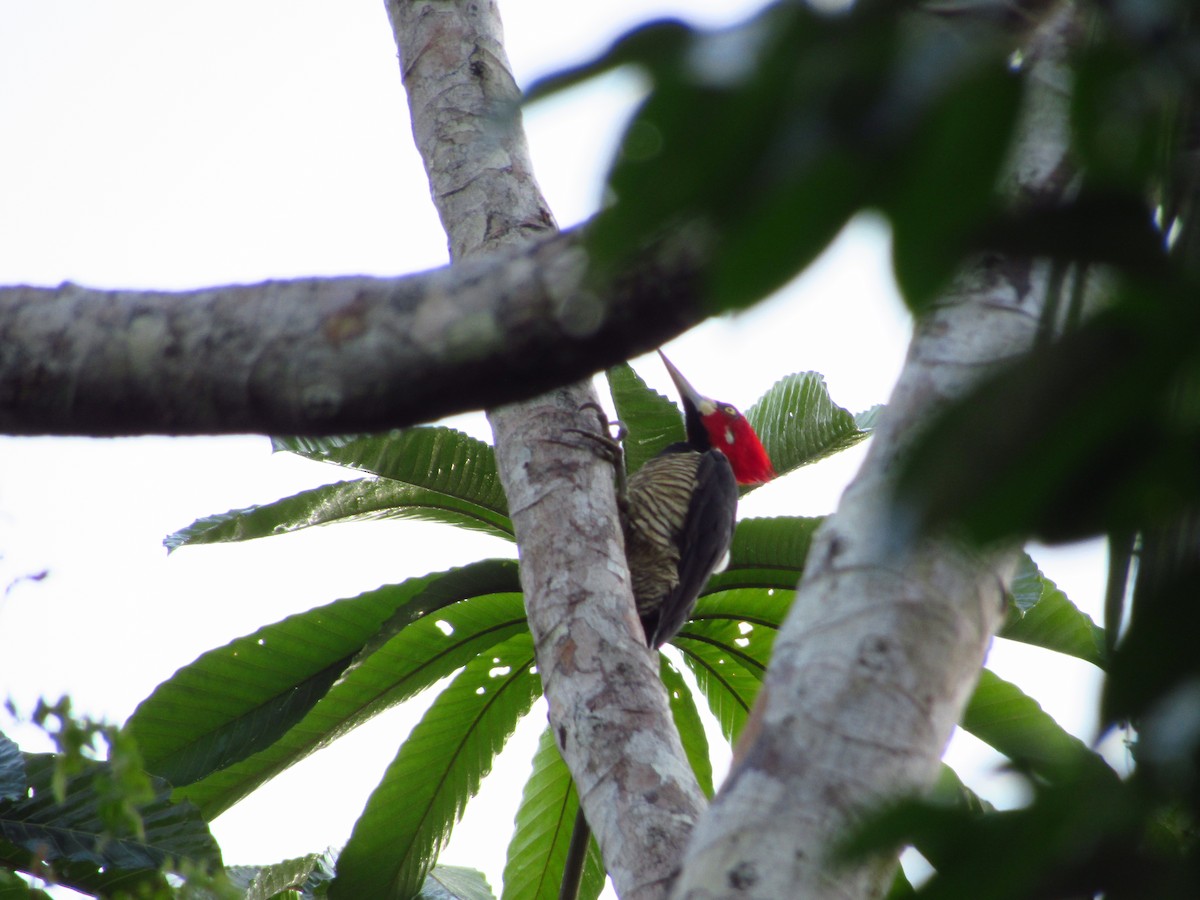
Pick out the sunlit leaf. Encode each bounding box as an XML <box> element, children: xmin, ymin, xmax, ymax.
<box><xmin>330</xmin><ymin>634</ymin><xmax>541</xmax><ymax>899</ymax></box>
<box><xmin>998</xmin><ymin>555</ymin><xmax>1106</xmax><ymax>668</ymax></box>
<box><xmin>168</xmin><ymin>427</ymin><xmax>512</xmax><ymax>550</ymax></box>
<box><xmin>961</xmin><ymin>669</ymin><xmax>1116</xmax><ymax>785</ymax></box>
<box><xmin>165</xmin><ymin>476</ymin><xmax>513</xmax><ymax>550</ymax></box>
<box><xmin>706</xmin><ymin>516</ymin><xmax>818</xmax><ymax>594</ymax></box>
<box><xmin>606</xmin><ymin>362</ymin><xmax>684</xmax><ymax>475</ymax></box>
<box><xmin>660</xmin><ymin>657</ymin><xmax>713</xmax><ymax>797</ymax></box>
<box><xmin>855</xmin><ymin>405</ymin><xmax>885</xmax><ymax>431</ymax></box>
<box><xmin>501</xmin><ymin>726</ymin><xmax>604</xmax><ymax>900</ymax></box>
<box><xmin>225</xmin><ymin>849</ymin><xmax>336</xmax><ymax>900</ymax></box>
<box><xmin>273</xmin><ymin>428</ymin><xmax>506</xmax><ymax>515</ymax></box>
<box><xmin>676</xmin><ymin>588</ymin><xmax>792</xmax><ymax>742</ymax></box>
<box><xmin>174</xmin><ymin>590</ymin><xmax>528</xmax><ymax>819</ymax></box>
<box><xmin>746</xmin><ymin>373</ymin><xmax>870</xmax><ymax>485</ymax></box>
<box><xmin>419</xmin><ymin>865</ymin><xmax>498</xmax><ymax>900</ymax></box>
<box><xmin>128</xmin><ymin>560</ymin><xmax>520</xmax><ymax>791</ymax></box>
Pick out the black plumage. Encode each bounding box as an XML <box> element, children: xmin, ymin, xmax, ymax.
<box><xmin>622</xmin><ymin>444</ymin><xmax>738</xmax><ymax>648</ymax></box>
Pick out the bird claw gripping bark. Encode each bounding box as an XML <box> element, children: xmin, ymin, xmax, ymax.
<box><xmin>547</xmin><ymin>401</ymin><xmax>629</xmax><ymax>500</ymax></box>
<box><xmin>575</xmin><ymin>401</ymin><xmax>627</xmax><ymax>455</ymax></box>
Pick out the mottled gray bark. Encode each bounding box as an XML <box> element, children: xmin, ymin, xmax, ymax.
<box><xmin>383</xmin><ymin>2</ymin><xmax>704</xmax><ymax>899</ymax></box>
<box><xmin>0</xmin><ymin>228</ymin><xmax>706</xmax><ymax>436</ymax></box>
<box><xmin>669</xmin><ymin>5</ymin><xmax>1082</xmax><ymax>899</ymax></box>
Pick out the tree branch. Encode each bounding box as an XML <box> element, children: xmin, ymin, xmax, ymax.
<box><xmin>0</xmin><ymin>227</ymin><xmax>706</xmax><ymax>436</ymax></box>
<box><xmin>669</xmin><ymin>4</ymin><xmax>1082</xmax><ymax>899</ymax></box>
<box><xmin>384</xmin><ymin>2</ymin><xmax>703</xmax><ymax>898</ymax></box>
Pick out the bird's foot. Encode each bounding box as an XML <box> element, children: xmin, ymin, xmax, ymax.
<box><xmin>566</xmin><ymin>401</ymin><xmax>626</xmax><ymax>462</ymax></box>
<box><xmin>543</xmin><ymin>403</ymin><xmax>628</xmax><ymax>494</ymax></box>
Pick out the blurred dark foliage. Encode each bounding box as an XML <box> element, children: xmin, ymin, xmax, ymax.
<box><xmin>531</xmin><ymin>0</ymin><xmax>1200</xmax><ymax>895</ymax></box>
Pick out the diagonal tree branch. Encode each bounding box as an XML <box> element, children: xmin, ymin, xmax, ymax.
<box><xmin>383</xmin><ymin>2</ymin><xmax>703</xmax><ymax>899</ymax></box>
<box><xmin>0</xmin><ymin>227</ymin><xmax>707</xmax><ymax>436</ymax></box>
<box><xmin>669</xmin><ymin>5</ymin><xmax>1084</xmax><ymax>898</ymax></box>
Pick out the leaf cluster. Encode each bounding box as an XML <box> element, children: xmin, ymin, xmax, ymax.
<box><xmin>529</xmin><ymin>0</ymin><xmax>1023</xmax><ymax>315</ymax></box>
<box><xmin>10</xmin><ymin>0</ymin><xmax>1200</xmax><ymax>896</ymax></box>
<box><xmin>530</xmin><ymin>1</ymin><xmax>1200</xmax><ymax>895</ymax></box>
<box><xmin>743</xmin><ymin>4</ymin><xmax>1200</xmax><ymax>896</ymax></box>
<box><xmin>0</xmin><ymin>726</ymin><xmax>220</xmax><ymax>898</ymax></box>
<box><xmin>2</xmin><ymin>359</ymin><xmax>879</xmax><ymax>898</ymax></box>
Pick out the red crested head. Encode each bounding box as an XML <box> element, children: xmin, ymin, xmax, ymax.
<box><xmin>659</xmin><ymin>351</ymin><xmax>776</xmax><ymax>486</ymax></box>
<box><xmin>700</xmin><ymin>407</ymin><xmax>775</xmax><ymax>485</ymax></box>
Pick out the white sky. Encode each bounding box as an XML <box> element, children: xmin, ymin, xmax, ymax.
<box><xmin>0</xmin><ymin>1</ymin><xmax>1110</xmax><ymax>896</ymax></box>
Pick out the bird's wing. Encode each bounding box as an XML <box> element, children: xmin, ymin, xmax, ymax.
<box><xmin>648</xmin><ymin>449</ymin><xmax>738</xmax><ymax>647</ymax></box>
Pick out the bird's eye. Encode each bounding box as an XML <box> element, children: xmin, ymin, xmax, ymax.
<box><xmin>723</xmin><ymin>405</ymin><xmax>738</xmax><ymax>417</ymax></box>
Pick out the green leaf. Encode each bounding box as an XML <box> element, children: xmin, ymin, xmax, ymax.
<box><xmin>706</xmin><ymin>516</ymin><xmax>819</xmax><ymax>594</ymax></box>
<box><xmin>501</xmin><ymin>726</ymin><xmax>604</xmax><ymax>900</ymax></box>
<box><xmin>0</xmin><ymin>733</ymin><xmax>24</xmax><ymax>803</ymax></box>
<box><xmin>583</xmin><ymin>3</ymin><xmax>891</xmax><ymax>311</ymax></box>
<box><xmin>166</xmin><ymin>476</ymin><xmax>514</xmax><ymax>551</ymax></box>
<box><xmin>976</xmin><ymin>192</ymin><xmax>1167</xmax><ymax>276</ymax></box>
<box><xmin>885</xmin><ymin>865</ymin><xmax>916</xmax><ymax>900</ymax></box>
<box><xmin>330</xmin><ymin>633</ymin><xmax>541</xmax><ymax>900</ymax></box>
<box><xmin>523</xmin><ymin>18</ymin><xmax>693</xmax><ymax>104</ymax></box>
<box><xmin>660</xmin><ymin>657</ymin><xmax>713</xmax><ymax>797</ymax></box>
<box><xmin>1103</xmin><ymin>513</ymin><xmax>1200</xmax><ymax>729</ymax></box>
<box><xmin>711</xmin><ymin>150</ymin><xmax>871</xmax><ymax>311</ymax></box>
<box><xmin>530</xmin><ymin>1</ymin><xmax>1036</xmax><ymax>318</ymax></box>
<box><xmin>606</xmin><ymin>362</ymin><xmax>684</xmax><ymax>475</ymax></box>
<box><xmin>839</xmin><ymin>764</ymin><xmax>992</xmax><ymax>877</ymax></box>
<box><xmin>0</xmin><ymin>867</ymin><xmax>53</xmax><ymax>898</ymax></box>
<box><xmin>1073</xmin><ymin>40</ymin><xmax>1180</xmax><ymax>193</ymax></box>
<box><xmin>961</xmin><ymin>669</ymin><xmax>1116</xmax><ymax>785</ymax></box>
<box><xmin>273</xmin><ymin>427</ymin><xmax>507</xmax><ymax>516</ymax></box>
<box><xmin>928</xmin><ymin>762</ymin><xmax>995</xmax><ymax>817</ymax></box>
<box><xmin>843</xmin><ymin>764</ymin><xmax>1171</xmax><ymax>900</ymax></box>
<box><xmin>893</xmin><ymin>290</ymin><xmax>1200</xmax><ymax>544</ymax></box>
<box><xmin>746</xmin><ymin>373</ymin><xmax>870</xmax><ymax>484</ymax></box>
<box><xmin>608</xmin><ymin>360</ymin><xmax>869</xmax><ymax>492</ymax></box>
<box><xmin>419</xmin><ymin>865</ymin><xmax>497</xmax><ymax>900</ymax></box>
<box><xmin>225</xmin><ymin>849</ymin><xmax>336</xmax><ymax>899</ymax></box>
<box><xmin>998</xmin><ymin>555</ymin><xmax>1107</xmax><ymax>668</ymax></box>
<box><xmin>168</xmin><ymin>426</ymin><xmax>512</xmax><ymax>550</ymax></box>
<box><xmin>676</xmin><ymin>588</ymin><xmax>793</xmax><ymax>742</ymax></box>
<box><xmin>127</xmin><ymin>560</ymin><xmax>520</xmax><ymax>792</ymax></box>
<box><xmin>884</xmin><ymin>28</ymin><xmax>1021</xmax><ymax>311</ymax></box>
<box><xmin>0</xmin><ymin>754</ymin><xmax>219</xmax><ymax>897</ymax></box>
<box><xmin>176</xmin><ymin>590</ymin><xmax>529</xmax><ymax>820</ymax></box>
<box><xmin>855</xmin><ymin>405</ymin><xmax>885</xmax><ymax>431</ymax></box>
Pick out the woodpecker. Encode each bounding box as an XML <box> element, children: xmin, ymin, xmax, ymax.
<box><xmin>624</xmin><ymin>352</ymin><xmax>775</xmax><ymax>647</ymax></box>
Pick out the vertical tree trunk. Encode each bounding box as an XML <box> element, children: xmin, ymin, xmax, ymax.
<box><xmin>384</xmin><ymin>2</ymin><xmax>704</xmax><ymax>897</ymax></box>
<box><xmin>669</xmin><ymin>5</ymin><xmax>1082</xmax><ymax>898</ymax></box>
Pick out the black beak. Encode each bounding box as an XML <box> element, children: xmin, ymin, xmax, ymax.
<box><xmin>658</xmin><ymin>351</ymin><xmax>706</xmax><ymax>413</ymax></box>
<box><xmin>658</xmin><ymin>350</ymin><xmax>712</xmax><ymax>450</ymax></box>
